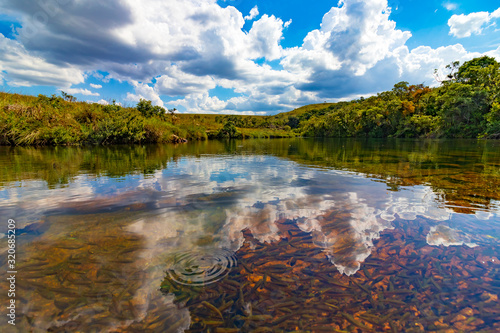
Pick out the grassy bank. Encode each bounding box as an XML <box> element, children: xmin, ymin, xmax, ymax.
<box><xmin>0</xmin><ymin>93</ymin><xmax>296</xmax><ymax>146</ymax></box>
<box><xmin>1</xmin><ymin>56</ymin><xmax>499</xmax><ymax>146</ymax></box>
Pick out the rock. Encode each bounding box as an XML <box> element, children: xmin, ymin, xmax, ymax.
<box><xmin>170</xmin><ymin>135</ymin><xmax>188</xmax><ymax>143</ymax></box>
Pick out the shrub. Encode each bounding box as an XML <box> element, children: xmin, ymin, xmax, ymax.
<box><xmin>143</xmin><ymin>118</ymin><xmax>177</xmax><ymax>143</ymax></box>
<box><xmin>136</xmin><ymin>99</ymin><xmax>166</xmax><ymax>118</ymax></box>
<box><xmin>217</xmin><ymin>121</ymin><xmax>242</xmax><ymax>139</ymax></box>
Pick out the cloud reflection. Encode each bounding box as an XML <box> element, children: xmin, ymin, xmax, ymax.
<box><xmin>122</xmin><ymin>156</ymin><xmax>490</xmax><ymax>276</ymax></box>
<box><xmin>1</xmin><ymin>153</ymin><xmax>498</xmax><ymax>331</ymax></box>
<box><xmin>2</xmin><ymin>155</ymin><xmax>495</xmax><ymax>273</ymax></box>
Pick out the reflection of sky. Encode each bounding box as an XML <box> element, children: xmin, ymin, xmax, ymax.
<box><xmin>426</xmin><ymin>225</ymin><xmax>478</xmax><ymax>248</ymax></box>
<box><xmin>1</xmin><ymin>155</ymin><xmax>499</xmax><ymax>274</ymax></box>
<box><xmin>2</xmin><ymin>153</ymin><xmax>500</xmax><ymax>331</ymax></box>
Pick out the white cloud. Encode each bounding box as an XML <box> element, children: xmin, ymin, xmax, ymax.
<box><xmin>170</xmin><ymin>92</ymin><xmax>227</xmax><ymax>113</ymax></box>
<box><xmin>486</xmin><ymin>45</ymin><xmax>500</xmax><ymax>59</ymax></box>
<box><xmin>448</xmin><ymin>8</ymin><xmax>500</xmax><ymax>38</ymax></box>
<box><xmin>90</xmin><ymin>83</ymin><xmax>102</xmax><ymax>89</ymax></box>
<box><xmin>97</xmin><ymin>99</ymin><xmax>109</xmax><ymax>105</ymax></box>
<box><xmin>61</xmin><ymin>88</ymin><xmax>100</xmax><ymax>96</ymax></box>
<box><xmin>281</xmin><ymin>0</ymin><xmax>411</xmax><ymax>78</ymax></box>
<box><xmin>443</xmin><ymin>2</ymin><xmax>458</xmax><ymax>11</ymax></box>
<box><xmin>1</xmin><ymin>0</ymin><xmax>500</xmax><ymax>114</ymax></box>
<box><xmin>244</xmin><ymin>5</ymin><xmax>259</xmax><ymax>21</ymax></box>
<box><xmin>156</xmin><ymin>66</ymin><xmax>215</xmax><ymax>96</ymax></box>
<box><xmin>0</xmin><ymin>33</ymin><xmax>84</xmax><ymax>87</ymax></box>
<box><xmin>126</xmin><ymin>82</ymin><xmax>164</xmax><ymax>107</ymax></box>
<box><xmin>493</xmin><ymin>8</ymin><xmax>500</xmax><ymax>19</ymax></box>
<box><xmin>395</xmin><ymin>43</ymin><xmax>481</xmax><ymax>85</ymax></box>
<box><xmin>247</xmin><ymin>14</ymin><xmax>284</xmax><ymax>60</ymax></box>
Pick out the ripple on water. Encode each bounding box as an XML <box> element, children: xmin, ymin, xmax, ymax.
<box><xmin>166</xmin><ymin>249</ymin><xmax>237</xmax><ymax>286</ymax></box>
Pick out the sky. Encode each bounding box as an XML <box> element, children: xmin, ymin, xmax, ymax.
<box><xmin>0</xmin><ymin>0</ymin><xmax>499</xmax><ymax>115</ymax></box>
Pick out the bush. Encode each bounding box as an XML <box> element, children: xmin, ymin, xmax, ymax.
<box><xmin>143</xmin><ymin>118</ymin><xmax>177</xmax><ymax>143</ymax></box>
<box><xmin>482</xmin><ymin>102</ymin><xmax>500</xmax><ymax>138</ymax></box>
<box><xmin>89</xmin><ymin>110</ymin><xmax>145</xmax><ymax>144</ymax></box>
<box><xmin>217</xmin><ymin>121</ymin><xmax>242</xmax><ymax>139</ymax></box>
<box><xmin>136</xmin><ymin>99</ymin><xmax>166</xmax><ymax>118</ymax></box>
<box><xmin>394</xmin><ymin>115</ymin><xmax>440</xmax><ymax>138</ymax></box>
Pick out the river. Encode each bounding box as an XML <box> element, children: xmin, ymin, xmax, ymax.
<box><xmin>0</xmin><ymin>138</ymin><xmax>499</xmax><ymax>332</ymax></box>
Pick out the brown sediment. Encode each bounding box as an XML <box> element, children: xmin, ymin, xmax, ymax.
<box><xmin>161</xmin><ymin>216</ymin><xmax>500</xmax><ymax>332</ymax></box>
<box><xmin>1</xmin><ymin>205</ymin><xmax>499</xmax><ymax>332</ymax></box>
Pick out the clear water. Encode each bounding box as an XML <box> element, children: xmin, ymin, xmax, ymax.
<box><xmin>0</xmin><ymin>139</ymin><xmax>499</xmax><ymax>332</ymax></box>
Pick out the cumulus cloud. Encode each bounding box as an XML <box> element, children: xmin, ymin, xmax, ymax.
<box><xmin>486</xmin><ymin>45</ymin><xmax>500</xmax><ymax>60</ymax></box>
<box><xmin>0</xmin><ymin>0</ymin><xmax>500</xmax><ymax>114</ymax></box>
<box><xmin>280</xmin><ymin>0</ymin><xmax>412</xmax><ymax>97</ymax></box>
<box><xmin>0</xmin><ymin>33</ymin><xmax>84</xmax><ymax>87</ymax></box>
<box><xmin>314</xmin><ymin>0</ymin><xmax>411</xmax><ymax>75</ymax></box>
<box><xmin>395</xmin><ymin>44</ymin><xmax>481</xmax><ymax>85</ymax></box>
<box><xmin>448</xmin><ymin>7</ymin><xmax>500</xmax><ymax>38</ymax></box>
<box><xmin>126</xmin><ymin>82</ymin><xmax>164</xmax><ymax>107</ymax></box>
<box><xmin>170</xmin><ymin>92</ymin><xmax>227</xmax><ymax>113</ymax></box>
<box><xmin>279</xmin><ymin>0</ymin><xmax>494</xmax><ymax>99</ymax></box>
<box><xmin>244</xmin><ymin>5</ymin><xmax>259</xmax><ymax>20</ymax></box>
<box><xmin>61</xmin><ymin>88</ymin><xmax>99</xmax><ymax>96</ymax></box>
<box><xmin>156</xmin><ymin>66</ymin><xmax>215</xmax><ymax>96</ymax></box>
<box><xmin>90</xmin><ymin>83</ymin><xmax>102</xmax><ymax>89</ymax></box>
<box><xmin>248</xmin><ymin>14</ymin><xmax>284</xmax><ymax>60</ymax></box>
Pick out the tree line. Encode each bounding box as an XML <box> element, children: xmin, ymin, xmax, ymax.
<box><xmin>286</xmin><ymin>56</ymin><xmax>499</xmax><ymax>139</ymax></box>
<box><xmin>0</xmin><ymin>56</ymin><xmax>499</xmax><ymax>145</ymax></box>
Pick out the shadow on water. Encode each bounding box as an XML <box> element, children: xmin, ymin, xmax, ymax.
<box><xmin>0</xmin><ymin>138</ymin><xmax>499</xmax><ymax>332</ymax></box>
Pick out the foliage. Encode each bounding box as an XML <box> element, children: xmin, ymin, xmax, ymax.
<box><xmin>434</xmin><ymin>83</ymin><xmax>489</xmax><ymax>138</ymax></box>
<box><xmin>1</xmin><ymin>56</ymin><xmax>499</xmax><ymax>146</ymax></box>
<box><xmin>0</xmin><ymin>94</ymin><xmax>205</xmax><ymax>145</ymax></box>
<box><xmin>217</xmin><ymin>120</ymin><xmax>242</xmax><ymax>139</ymax></box>
<box><xmin>136</xmin><ymin>99</ymin><xmax>166</xmax><ymax>118</ymax></box>
<box><xmin>60</xmin><ymin>91</ymin><xmax>76</xmax><ymax>102</ymax></box>
<box><xmin>295</xmin><ymin>57</ymin><xmax>500</xmax><ymax>139</ymax></box>
<box><xmin>287</xmin><ymin>116</ymin><xmax>300</xmax><ymax>129</ymax></box>
<box><xmin>482</xmin><ymin>102</ymin><xmax>500</xmax><ymax>138</ymax></box>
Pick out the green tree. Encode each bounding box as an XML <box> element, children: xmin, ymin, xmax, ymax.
<box><xmin>136</xmin><ymin>99</ymin><xmax>166</xmax><ymax>118</ymax></box>
<box><xmin>287</xmin><ymin>116</ymin><xmax>300</xmax><ymax>129</ymax></box>
<box><xmin>61</xmin><ymin>91</ymin><xmax>76</xmax><ymax>102</ymax></box>
<box><xmin>483</xmin><ymin>102</ymin><xmax>500</xmax><ymax>138</ymax></box>
<box><xmin>436</xmin><ymin>83</ymin><xmax>489</xmax><ymax>138</ymax></box>
<box><xmin>392</xmin><ymin>81</ymin><xmax>409</xmax><ymax>99</ymax></box>
<box><xmin>217</xmin><ymin>120</ymin><xmax>242</xmax><ymax>139</ymax></box>
<box><xmin>455</xmin><ymin>56</ymin><xmax>499</xmax><ymax>87</ymax></box>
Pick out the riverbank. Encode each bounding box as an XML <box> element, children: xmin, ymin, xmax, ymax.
<box><xmin>0</xmin><ymin>92</ymin><xmax>297</xmax><ymax>146</ymax></box>
<box><xmin>1</xmin><ymin>56</ymin><xmax>499</xmax><ymax>146</ymax></box>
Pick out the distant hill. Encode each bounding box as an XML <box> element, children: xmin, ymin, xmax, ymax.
<box><xmin>1</xmin><ymin>56</ymin><xmax>499</xmax><ymax>145</ymax></box>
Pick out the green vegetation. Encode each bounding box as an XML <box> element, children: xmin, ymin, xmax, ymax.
<box><xmin>1</xmin><ymin>56</ymin><xmax>499</xmax><ymax>146</ymax></box>
<box><xmin>294</xmin><ymin>56</ymin><xmax>500</xmax><ymax>139</ymax></box>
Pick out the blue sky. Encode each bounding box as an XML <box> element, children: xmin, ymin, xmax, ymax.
<box><xmin>0</xmin><ymin>0</ymin><xmax>499</xmax><ymax>114</ymax></box>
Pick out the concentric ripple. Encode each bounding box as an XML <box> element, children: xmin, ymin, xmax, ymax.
<box><xmin>166</xmin><ymin>249</ymin><xmax>237</xmax><ymax>286</ymax></box>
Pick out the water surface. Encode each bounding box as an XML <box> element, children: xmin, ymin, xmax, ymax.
<box><xmin>1</xmin><ymin>139</ymin><xmax>499</xmax><ymax>332</ymax></box>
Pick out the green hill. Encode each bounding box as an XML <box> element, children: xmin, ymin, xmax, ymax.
<box><xmin>1</xmin><ymin>56</ymin><xmax>499</xmax><ymax>146</ymax></box>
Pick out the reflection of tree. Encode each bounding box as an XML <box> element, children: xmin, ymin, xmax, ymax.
<box><xmin>1</xmin><ymin>138</ymin><xmax>499</xmax><ymax>213</ymax></box>
<box><xmin>274</xmin><ymin>139</ymin><xmax>500</xmax><ymax>214</ymax></box>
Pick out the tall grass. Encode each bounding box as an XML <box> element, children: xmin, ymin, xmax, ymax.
<box><xmin>0</xmin><ymin>92</ymin><xmax>296</xmax><ymax>146</ymax></box>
